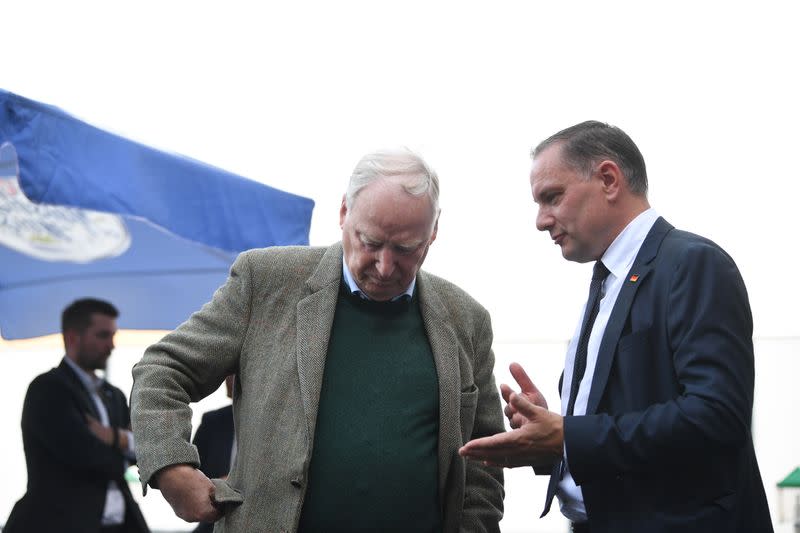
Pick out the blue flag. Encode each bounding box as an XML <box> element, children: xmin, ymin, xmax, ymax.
<box><xmin>0</xmin><ymin>89</ymin><xmax>314</xmax><ymax>339</ymax></box>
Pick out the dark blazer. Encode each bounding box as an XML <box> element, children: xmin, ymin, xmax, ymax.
<box><xmin>556</xmin><ymin>217</ymin><xmax>772</xmax><ymax>532</ymax></box>
<box><xmin>192</xmin><ymin>405</ymin><xmax>234</xmax><ymax>533</ymax></box>
<box><xmin>5</xmin><ymin>360</ymin><xmax>149</xmax><ymax>533</ymax></box>
<box><xmin>193</xmin><ymin>405</ymin><xmax>234</xmax><ymax>479</ymax></box>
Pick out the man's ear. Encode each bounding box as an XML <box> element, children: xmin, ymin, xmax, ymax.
<box><xmin>430</xmin><ymin>211</ymin><xmax>440</xmax><ymax>243</ymax></box>
<box><xmin>596</xmin><ymin>160</ymin><xmax>624</xmax><ymax>200</ymax></box>
<box><xmin>339</xmin><ymin>195</ymin><xmax>348</xmax><ymax>228</ymax></box>
<box><xmin>63</xmin><ymin>329</ymin><xmax>79</xmax><ymax>351</ymax></box>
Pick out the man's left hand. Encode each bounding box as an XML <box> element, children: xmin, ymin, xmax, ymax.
<box><xmin>459</xmin><ymin>390</ymin><xmax>563</xmax><ymax>468</ymax></box>
<box><xmin>501</xmin><ymin>362</ymin><xmax>548</xmax><ymax>428</ymax></box>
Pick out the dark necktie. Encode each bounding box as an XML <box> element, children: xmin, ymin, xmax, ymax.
<box><xmin>541</xmin><ymin>260</ymin><xmax>611</xmax><ymax>518</ymax></box>
<box><xmin>565</xmin><ymin>260</ymin><xmax>610</xmax><ymax>416</ymax></box>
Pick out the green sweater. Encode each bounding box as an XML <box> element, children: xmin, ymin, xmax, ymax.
<box><xmin>297</xmin><ymin>285</ymin><xmax>441</xmax><ymax>532</ymax></box>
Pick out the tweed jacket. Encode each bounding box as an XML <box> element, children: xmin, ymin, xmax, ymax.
<box><xmin>131</xmin><ymin>243</ymin><xmax>505</xmax><ymax>532</ymax></box>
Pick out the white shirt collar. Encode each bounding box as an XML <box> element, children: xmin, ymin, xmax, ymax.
<box><xmin>63</xmin><ymin>355</ymin><xmax>104</xmax><ymax>392</ymax></box>
<box><xmin>342</xmin><ymin>257</ymin><xmax>416</xmax><ymax>301</ymax></box>
<box><xmin>600</xmin><ymin>208</ymin><xmax>659</xmax><ymax>280</ymax></box>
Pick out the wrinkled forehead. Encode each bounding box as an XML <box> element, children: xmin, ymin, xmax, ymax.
<box><xmin>530</xmin><ymin>173</ymin><xmax>555</xmax><ymax>204</ymax></box>
<box><xmin>353</xmin><ymin>208</ymin><xmax>437</xmax><ymax>241</ymax></box>
<box><xmin>355</xmin><ymin>175</ymin><xmax>435</xmax><ymax>204</ymax></box>
<box><xmin>355</xmin><ymin>178</ymin><xmax>437</xmax><ymax>213</ymax></box>
<box><xmin>530</xmin><ymin>155</ymin><xmax>560</xmax><ymax>193</ymax></box>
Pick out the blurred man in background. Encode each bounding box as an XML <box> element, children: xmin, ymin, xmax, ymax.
<box><xmin>6</xmin><ymin>298</ymin><xmax>149</xmax><ymax>533</ymax></box>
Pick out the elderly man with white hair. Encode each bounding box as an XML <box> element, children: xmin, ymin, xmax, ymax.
<box><xmin>131</xmin><ymin>148</ymin><xmax>505</xmax><ymax>533</ymax></box>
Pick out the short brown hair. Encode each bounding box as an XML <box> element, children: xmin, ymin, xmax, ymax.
<box><xmin>61</xmin><ymin>298</ymin><xmax>119</xmax><ymax>334</ymax></box>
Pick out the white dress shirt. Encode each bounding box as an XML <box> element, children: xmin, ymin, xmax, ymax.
<box><xmin>64</xmin><ymin>356</ymin><xmax>135</xmax><ymax>526</ymax></box>
<box><xmin>557</xmin><ymin>208</ymin><xmax>659</xmax><ymax>522</ymax></box>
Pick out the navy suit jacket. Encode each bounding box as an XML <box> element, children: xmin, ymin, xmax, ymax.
<box><xmin>191</xmin><ymin>404</ymin><xmax>234</xmax><ymax>533</ymax></box>
<box><xmin>192</xmin><ymin>404</ymin><xmax>234</xmax><ymax>479</ymax></box>
<box><xmin>5</xmin><ymin>360</ymin><xmax>149</xmax><ymax>533</ymax></box>
<box><xmin>554</xmin><ymin>217</ymin><xmax>772</xmax><ymax>532</ymax></box>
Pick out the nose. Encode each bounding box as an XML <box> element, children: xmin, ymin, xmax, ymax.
<box><xmin>375</xmin><ymin>248</ymin><xmax>396</xmax><ymax>279</ymax></box>
<box><xmin>536</xmin><ymin>206</ymin><xmax>552</xmax><ymax>232</ymax></box>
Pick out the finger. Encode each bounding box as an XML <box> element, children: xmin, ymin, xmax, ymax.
<box><xmin>460</xmin><ymin>430</ymin><xmax>520</xmax><ymax>455</ymax></box>
<box><xmin>464</xmin><ymin>440</ymin><xmax>542</xmax><ymax>467</ymax></box>
<box><xmin>508</xmin><ymin>391</ymin><xmax>544</xmax><ymax>418</ymax></box>
<box><xmin>509</xmin><ymin>412</ymin><xmax>528</xmax><ymax>429</ymax></box>
<box><xmin>205</xmin><ymin>475</ymin><xmax>224</xmax><ymax>522</ymax></box>
<box><xmin>179</xmin><ymin>489</ymin><xmax>223</xmax><ymax>523</ymax></box>
<box><xmin>503</xmin><ymin>403</ymin><xmax>518</xmax><ymax>420</ymax></box>
<box><xmin>181</xmin><ymin>505</ymin><xmax>220</xmax><ymax>524</ymax></box>
<box><xmin>482</xmin><ymin>458</ymin><xmax>532</xmax><ymax>469</ymax></box>
<box><xmin>203</xmin><ymin>507</ymin><xmax>223</xmax><ymax>523</ymax></box>
<box><xmin>206</xmin><ymin>495</ymin><xmax>225</xmax><ymax>522</ymax></box>
<box><xmin>499</xmin><ymin>383</ymin><xmax>515</xmax><ymax>404</ymax></box>
<box><xmin>509</xmin><ymin>362</ymin><xmax>539</xmax><ymax>395</ymax></box>
<box><xmin>463</xmin><ymin>443</ymin><xmax>533</xmax><ymax>463</ymax></box>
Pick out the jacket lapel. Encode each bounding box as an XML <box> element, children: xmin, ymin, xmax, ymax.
<box><xmin>416</xmin><ymin>272</ymin><xmax>461</xmax><ymax>499</ymax></box>
<box><xmin>57</xmin><ymin>359</ymin><xmax>102</xmax><ymax>419</ymax></box>
<box><xmin>296</xmin><ymin>243</ymin><xmax>343</xmax><ymax>439</ymax></box>
<box><xmin>586</xmin><ymin>217</ymin><xmax>673</xmax><ymax>415</ymax></box>
<box><xmin>100</xmin><ymin>384</ymin><xmax>121</xmax><ymax>426</ymax></box>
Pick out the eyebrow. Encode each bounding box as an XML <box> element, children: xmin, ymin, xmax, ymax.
<box><xmin>358</xmin><ymin>232</ymin><xmax>424</xmax><ymax>250</ymax></box>
<box><xmin>536</xmin><ymin>189</ymin><xmax>559</xmax><ymax>204</ymax></box>
<box><xmin>531</xmin><ymin>177</ymin><xmax>562</xmax><ymax>204</ymax></box>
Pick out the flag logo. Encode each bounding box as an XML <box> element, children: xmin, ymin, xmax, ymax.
<box><xmin>629</xmin><ymin>275</ymin><xmax>639</xmax><ymax>282</ymax></box>
<box><xmin>0</xmin><ymin>151</ymin><xmax>130</xmax><ymax>264</ymax></box>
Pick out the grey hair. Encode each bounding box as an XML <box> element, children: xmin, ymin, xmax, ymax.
<box><xmin>345</xmin><ymin>148</ymin><xmax>440</xmax><ymax>212</ymax></box>
<box><xmin>531</xmin><ymin>120</ymin><xmax>648</xmax><ymax>196</ymax></box>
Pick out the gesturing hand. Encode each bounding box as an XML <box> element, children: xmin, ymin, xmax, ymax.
<box><xmin>501</xmin><ymin>363</ymin><xmax>548</xmax><ymax>429</ymax></box>
<box><xmin>156</xmin><ymin>464</ymin><xmax>222</xmax><ymax>523</ymax></box>
<box><xmin>459</xmin><ymin>389</ymin><xmax>563</xmax><ymax>469</ymax></box>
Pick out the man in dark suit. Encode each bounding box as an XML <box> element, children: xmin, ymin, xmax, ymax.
<box><xmin>191</xmin><ymin>376</ymin><xmax>234</xmax><ymax>533</ymax></box>
<box><xmin>5</xmin><ymin>298</ymin><xmax>149</xmax><ymax>533</ymax></box>
<box><xmin>460</xmin><ymin>121</ymin><xmax>773</xmax><ymax>532</ymax></box>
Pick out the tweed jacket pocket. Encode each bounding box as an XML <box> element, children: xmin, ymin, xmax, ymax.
<box><xmin>211</xmin><ymin>478</ymin><xmax>244</xmax><ymax>508</ymax></box>
<box><xmin>459</xmin><ymin>384</ymin><xmax>479</xmax><ymax>441</ymax></box>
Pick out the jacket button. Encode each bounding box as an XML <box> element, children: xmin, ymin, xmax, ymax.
<box><xmin>290</xmin><ymin>478</ymin><xmax>303</xmax><ymax>488</ymax></box>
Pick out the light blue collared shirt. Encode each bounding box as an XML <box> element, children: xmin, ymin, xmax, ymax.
<box><xmin>557</xmin><ymin>208</ymin><xmax>660</xmax><ymax>522</ymax></box>
<box><xmin>342</xmin><ymin>258</ymin><xmax>415</xmax><ymax>301</ymax></box>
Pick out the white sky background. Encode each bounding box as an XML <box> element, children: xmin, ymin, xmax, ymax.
<box><xmin>3</xmin><ymin>0</ymin><xmax>799</xmax><ymax>341</ymax></box>
<box><xmin>2</xmin><ymin>1</ymin><xmax>800</xmax><ymax>530</ymax></box>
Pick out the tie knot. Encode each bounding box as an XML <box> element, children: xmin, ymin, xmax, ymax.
<box><xmin>592</xmin><ymin>260</ymin><xmax>609</xmax><ymax>281</ymax></box>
